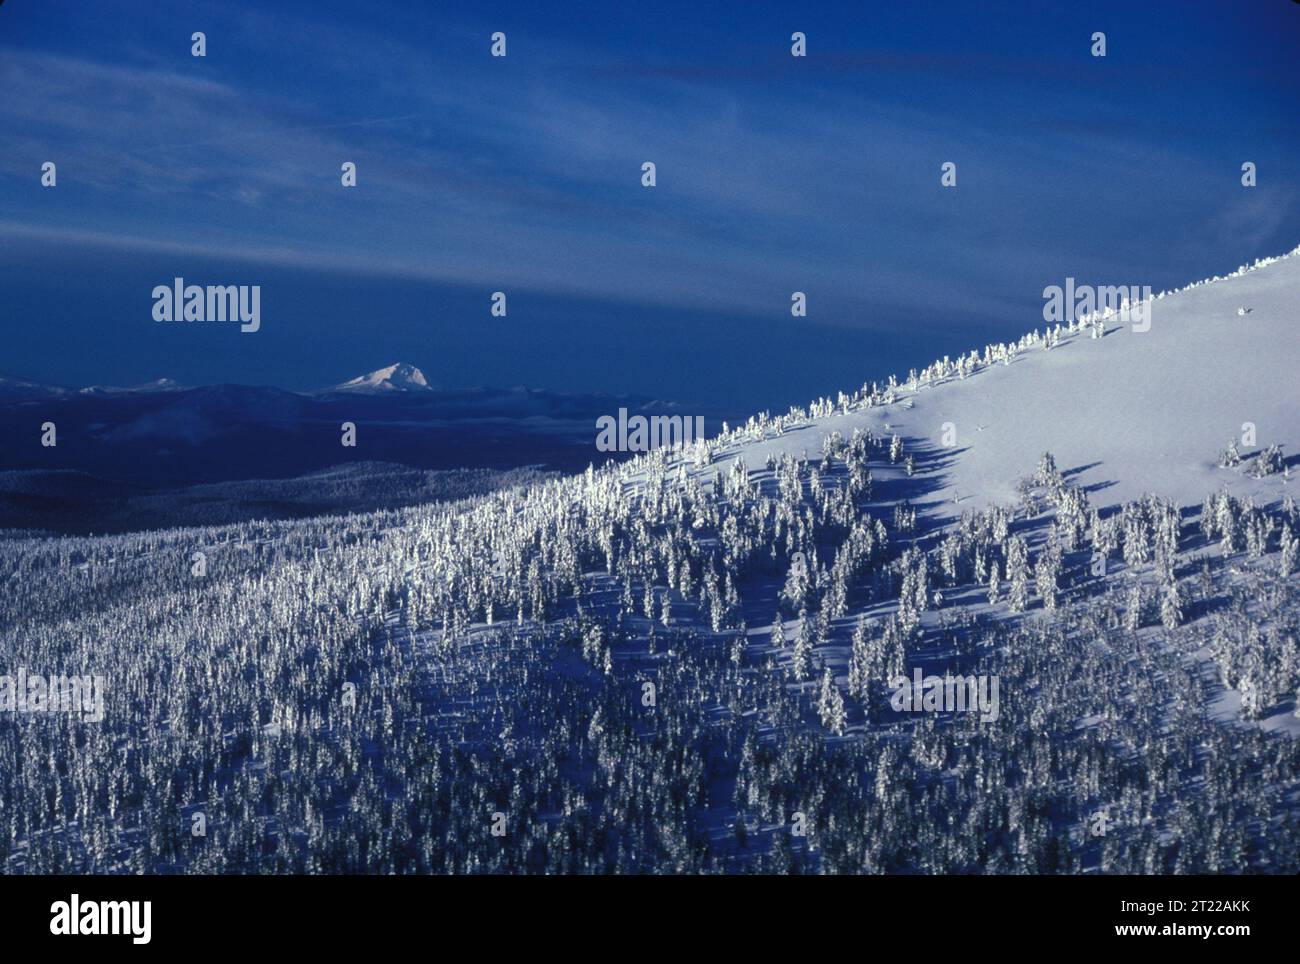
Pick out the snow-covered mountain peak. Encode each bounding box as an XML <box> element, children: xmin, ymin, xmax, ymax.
<box><xmin>327</xmin><ymin>363</ymin><xmax>433</xmax><ymax>394</ymax></box>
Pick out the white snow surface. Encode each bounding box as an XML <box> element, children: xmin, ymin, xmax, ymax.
<box><xmin>711</xmin><ymin>247</ymin><xmax>1300</xmax><ymax>518</ymax></box>
<box><xmin>326</xmin><ymin>362</ymin><xmax>434</xmax><ymax>394</ymax></box>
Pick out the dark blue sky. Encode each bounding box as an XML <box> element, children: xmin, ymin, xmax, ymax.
<box><xmin>2</xmin><ymin>0</ymin><xmax>1297</xmax><ymax>411</ymax></box>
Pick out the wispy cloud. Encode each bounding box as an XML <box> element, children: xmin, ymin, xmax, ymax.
<box><xmin>2</xmin><ymin>2</ymin><xmax>1296</xmax><ymax>329</ymax></box>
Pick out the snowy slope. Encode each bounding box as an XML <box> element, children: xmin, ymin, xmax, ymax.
<box><xmin>716</xmin><ymin>247</ymin><xmax>1300</xmax><ymax>517</ymax></box>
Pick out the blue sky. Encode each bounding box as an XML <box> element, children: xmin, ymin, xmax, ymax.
<box><xmin>1</xmin><ymin>0</ymin><xmax>1297</xmax><ymax>410</ymax></box>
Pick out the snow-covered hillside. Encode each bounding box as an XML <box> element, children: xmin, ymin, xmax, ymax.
<box><xmin>4</xmin><ymin>247</ymin><xmax>1300</xmax><ymax>876</ymax></box>
<box><xmin>713</xmin><ymin>247</ymin><xmax>1299</xmax><ymax>515</ymax></box>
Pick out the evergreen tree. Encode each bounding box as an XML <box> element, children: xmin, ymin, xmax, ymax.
<box><xmin>770</xmin><ymin>613</ymin><xmax>786</xmax><ymax>648</ymax></box>
<box><xmin>1125</xmin><ymin>582</ymin><xmax>1144</xmax><ymax>631</ymax></box>
<box><xmin>1160</xmin><ymin>579</ymin><xmax>1183</xmax><ymax>630</ymax></box>
<box><xmin>1035</xmin><ymin>538</ymin><xmax>1062</xmax><ymax>612</ymax></box>
<box><xmin>792</xmin><ymin>609</ymin><xmax>813</xmax><ymax>681</ymax></box>
<box><xmin>1281</xmin><ymin>524</ymin><xmax>1297</xmax><ymax>577</ymax></box>
<box><xmin>848</xmin><ymin>615</ymin><xmax>871</xmax><ymax>700</ymax></box>
<box><xmin>781</xmin><ymin>555</ymin><xmax>810</xmax><ymax>611</ymax></box>
<box><xmin>1006</xmin><ymin>537</ymin><xmax>1030</xmax><ymax>613</ymax></box>
<box><xmin>818</xmin><ymin>667</ymin><xmax>847</xmax><ymax>736</ymax></box>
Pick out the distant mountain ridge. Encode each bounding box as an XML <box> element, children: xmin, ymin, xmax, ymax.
<box><xmin>0</xmin><ymin>374</ymin><xmax>68</xmax><ymax>403</ymax></box>
<box><xmin>79</xmin><ymin>377</ymin><xmax>189</xmax><ymax>396</ymax></box>
<box><xmin>0</xmin><ymin>365</ymin><xmax>734</xmax><ymax>491</ymax></box>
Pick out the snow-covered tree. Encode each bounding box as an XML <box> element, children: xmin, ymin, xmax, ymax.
<box><xmin>818</xmin><ymin>667</ymin><xmax>847</xmax><ymax>736</ymax></box>
<box><xmin>792</xmin><ymin>608</ymin><xmax>813</xmax><ymax>681</ymax></box>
